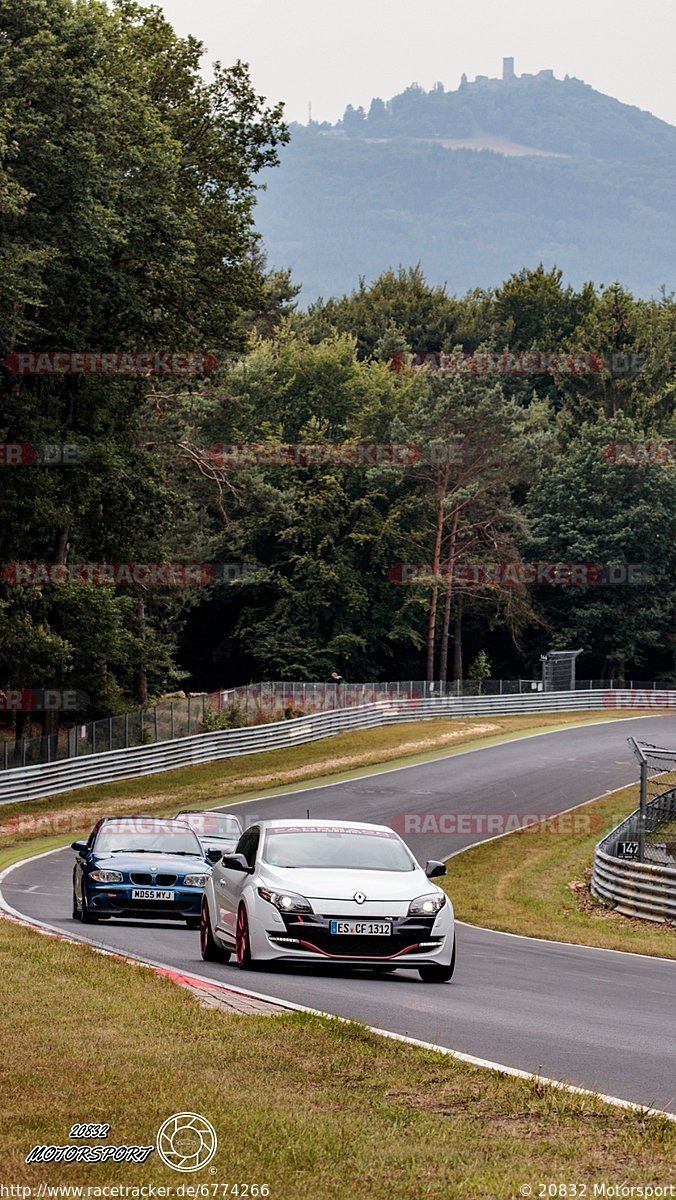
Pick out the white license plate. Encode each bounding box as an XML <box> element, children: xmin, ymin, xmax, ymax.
<box><xmin>329</xmin><ymin>920</ymin><xmax>392</xmax><ymax>936</ymax></box>
<box><xmin>131</xmin><ymin>888</ymin><xmax>174</xmax><ymax>901</ymax></box>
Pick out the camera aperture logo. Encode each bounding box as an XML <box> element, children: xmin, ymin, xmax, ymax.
<box><xmin>156</xmin><ymin>1113</ymin><xmax>218</xmax><ymax>1173</ymax></box>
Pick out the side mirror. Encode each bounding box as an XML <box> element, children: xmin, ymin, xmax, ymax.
<box><xmin>425</xmin><ymin>860</ymin><xmax>446</xmax><ymax>879</ymax></box>
<box><xmin>71</xmin><ymin>841</ymin><xmax>88</xmax><ymax>854</ymax></box>
<box><xmin>221</xmin><ymin>853</ymin><xmax>252</xmax><ymax>873</ymax></box>
<box><xmin>206</xmin><ymin>848</ymin><xmax>222</xmax><ymax>864</ymax></box>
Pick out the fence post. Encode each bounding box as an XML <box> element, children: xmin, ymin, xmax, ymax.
<box><xmin>92</xmin><ymin>723</ymin><xmax>96</xmax><ymax>755</ymax></box>
<box><xmin>188</xmin><ymin>695</ymin><xmax>192</xmax><ymax>735</ymax></box>
<box><xmin>140</xmin><ymin>709</ymin><xmax>144</xmax><ymax>743</ymax></box>
<box><xmin>170</xmin><ymin>702</ymin><xmax>174</xmax><ymax>740</ymax></box>
<box><xmin>154</xmin><ymin>706</ymin><xmax>159</xmax><ymax>743</ymax></box>
<box><xmin>124</xmin><ymin>713</ymin><xmax>129</xmax><ymax>748</ymax></box>
<box><xmin>3</xmin><ymin>741</ymin><xmax>7</xmax><ymax>771</ymax></box>
<box><xmin>109</xmin><ymin>716</ymin><xmax>113</xmax><ymax>751</ymax></box>
<box><xmin>638</xmin><ymin>757</ymin><xmax>648</xmax><ymax>862</ymax></box>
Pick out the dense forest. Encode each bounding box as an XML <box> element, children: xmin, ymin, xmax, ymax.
<box><xmin>0</xmin><ymin>0</ymin><xmax>674</xmax><ymax>729</ymax></box>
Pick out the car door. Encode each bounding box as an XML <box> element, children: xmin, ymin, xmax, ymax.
<box><xmin>214</xmin><ymin>825</ymin><xmax>260</xmax><ymax>942</ymax></box>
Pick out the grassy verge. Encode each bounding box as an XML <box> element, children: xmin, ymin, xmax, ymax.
<box><xmin>444</xmin><ymin>784</ymin><xmax>676</xmax><ymax>957</ymax></box>
<box><xmin>1</xmin><ymin>919</ymin><xmax>674</xmax><ymax>1198</ymax></box>
<box><xmin>0</xmin><ymin>710</ymin><xmax>660</xmax><ymax>857</ymax></box>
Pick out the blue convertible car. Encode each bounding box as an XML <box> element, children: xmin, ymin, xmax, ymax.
<box><xmin>71</xmin><ymin>816</ymin><xmax>215</xmax><ymax>927</ymax></box>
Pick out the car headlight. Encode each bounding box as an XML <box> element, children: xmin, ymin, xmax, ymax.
<box><xmin>89</xmin><ymin>870</ymin><xmax>123</xmax><ymax>883</ymax></box>
<box><xmin>258</xmin><ymin>887</ymin><xmax>314</xmax><ymax>914</ymax></box>
<box><xmin>183</xmin><ymin>874</ymin><xmax>210</xmax><ymax>888</ymax></box>
<box><xmin>408</xmin><ymin>893</ymin><xmax>446</xmax><ymax>916</ymax></box>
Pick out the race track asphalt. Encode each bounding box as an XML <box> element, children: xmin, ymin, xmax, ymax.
<box><xmin>3</xmin><ymin>715</ymin><xmax>676</xmax><ymax>1112</ymax></box>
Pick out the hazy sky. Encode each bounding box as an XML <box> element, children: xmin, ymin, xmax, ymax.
<box><xmin>156</xmin><ymin>0</ymin><xmax>676</xmax><ymax>127</ymax></box>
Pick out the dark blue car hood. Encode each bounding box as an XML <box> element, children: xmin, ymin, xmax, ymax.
<box><xmin>89</xmin><ymin>852</ymin><xmax>208</xmax><ymax>873</ymax></box>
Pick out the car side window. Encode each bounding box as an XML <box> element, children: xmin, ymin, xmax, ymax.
<box><xmin>236</xmin><ymin>826</ymin><xmax>260</xmax><ymax>869</ymax></box>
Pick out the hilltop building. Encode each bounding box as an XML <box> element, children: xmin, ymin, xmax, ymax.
<box><xmin>460</xmin><ymin>59</ymin><xmax>555</xmax><ymax>89</ymax></box>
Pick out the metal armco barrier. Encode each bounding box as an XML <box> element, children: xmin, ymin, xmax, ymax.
<box><xmin>1</xmin><ymin>688</ymin><xmax>675</xmax><ymax>807</ymax></box>
<box><xmin>592</xmin><ymin>850</ymin><xmax>676</xmax><ymax>923</ymax></box>
<box><xmin>591</xmin><ymin>782</ymin><xmax>676</xmax><ymax>923</ymax></box>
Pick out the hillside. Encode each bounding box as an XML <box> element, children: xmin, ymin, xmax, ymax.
<box><xmin>254</xmin><ymin>70</ymin><xmax>676</xmax><ymax>301</ymax></box>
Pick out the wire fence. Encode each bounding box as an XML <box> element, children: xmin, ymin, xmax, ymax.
<box><xmin>0</xmin><ymin>677</ymin><xmax>671</xmax><ymax>772</ymax></box>
<box><xmin>591</xmin><ymin>740</ymin><xmax>676</xmax><ymax>923</ymax></box>
<box><xmin>630</xmin><ymin>741</ymin><xmax>676</xmax><ymax>866</ymax></box>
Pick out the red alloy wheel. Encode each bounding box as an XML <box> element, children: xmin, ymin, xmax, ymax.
<box><xmin>236</xmin><ymin>904</ymin><xmax>251</xmax><ymax>967</ymax></box>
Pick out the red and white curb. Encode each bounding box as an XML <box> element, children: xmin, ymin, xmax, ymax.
<box><xmin>1</xmin><ymin>847</ymin><xmax>675</xmax><ymax>1122</ymax></box>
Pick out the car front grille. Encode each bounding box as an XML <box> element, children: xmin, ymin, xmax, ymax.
<box><xmin>276</xmin><ymin>914</ymin><xmax>441</xmax><ymax>960</ymax></box>
<box><xmin>129</xmin><ymin>872</ymin><xmax>178</xmax><ymax>885</ymax></box>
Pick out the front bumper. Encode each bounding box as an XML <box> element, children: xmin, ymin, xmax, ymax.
<box><xmin>263</xmin><ymin>910</ymin><xmax>452</xmax><ymax>965</ymax></box>
<box><xmin>86</xmin><ymin>884</ymin><xmax>203</xmax><ymax>920</ymax></box>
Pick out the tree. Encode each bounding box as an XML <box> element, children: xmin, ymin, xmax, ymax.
<box><xmin>0</xmin><ymin>0</ymin><xmax>287</xmax><ymax>715</ymax></box>
<box><xmin>525</xmin><ymin>417</ymin><xmax>676</xmax><ymax>680</ymax></box>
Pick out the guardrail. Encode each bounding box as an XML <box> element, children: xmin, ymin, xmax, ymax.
<box><xmin>591</xmin><ymin>785</ymin><xmax>676</xmax><ymax>923</ymax></box>
<box><xmin>1</xmin><ymin>688</ymin><xmax>675</xmax><ymax>807</ymax></box>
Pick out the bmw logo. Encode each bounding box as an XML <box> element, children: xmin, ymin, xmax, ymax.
<box><xmin>353</xmin><ymin>891</ymin><xmax>366</xmax><ymax>904</ymax></box>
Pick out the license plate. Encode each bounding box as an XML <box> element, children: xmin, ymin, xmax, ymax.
<box><xmin>131</xmin><ymin>888</ymin><xmax>174</xmax><ymax>901</ymax></box>
<box><xmin>329</xmin><ymin>920</ymin><xmax>392</xmax><ymax>936</ymax></box>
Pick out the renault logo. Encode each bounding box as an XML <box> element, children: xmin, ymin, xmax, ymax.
<box><xmin>353</xmin><ymin>891</ymin><xmax>366</xmax><ymax>904</ymax></box>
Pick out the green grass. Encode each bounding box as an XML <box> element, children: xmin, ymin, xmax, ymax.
<box><xmin>0</xmin><ymin>918</ymin><xmax>674</xmax><ymax>1197</ymax></box>
<box><xmin>444</xmin><ymin>785</ymin><xmax>676</xmax><ymax>957</ymax></box>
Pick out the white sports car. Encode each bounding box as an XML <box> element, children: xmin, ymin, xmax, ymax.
<box><xmin>200</xmin><ymin>818</ymin><xmax>455</xmax><ymax>982</ymax></box>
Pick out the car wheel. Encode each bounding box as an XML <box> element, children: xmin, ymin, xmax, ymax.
<box><xmin>200</xmin><ymin>898</ymin><xmax>231</xmax><ymax>963</ymax></box>
<box><xmin>185</xmin><ymin>916</ymin><xmax>200</xmax><ymax>930</ymax></box>
<box><xmin>80</xmin><ymin>885</ymin><xmax>99</xmax><ymax>924</ymax></box>
<box><xmin>418</xmin><ymin>941</ymin><xmax>455</xmax><ymax>983</ymax></box>
<box><xmin>72</xmin><ymin>879</ymin><xmax>80</xmax><ymax>921</ymax></box>
<box><xmin>236</xmin><ymin>903</ymin><xmax>254</xmax><ymax>969</ymax></box>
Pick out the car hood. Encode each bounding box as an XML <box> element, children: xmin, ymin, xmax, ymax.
<box><xmin>257</xmin><ymin>865</ymin><xmax>433</xmax><ymax>902</ymax></box>
<box><xmin>92</xmin><ymin>852</ymin><xmax>208</xmax><ymax>873</ymax></box>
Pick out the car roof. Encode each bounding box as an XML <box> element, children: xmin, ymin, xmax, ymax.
<box><xmin>99</xmin><ymin>816</ymin><xmax>192</xmax><ymax>827</ymax></box>
<box><xmin>258</xmin><ymin>818</ymin><xmax>395</xmax><ymax>834</ymax></box>
<box><xmin>177</xmin><ymin>809</ymin><xmax>241</xmax><ymax>818</ymax></box>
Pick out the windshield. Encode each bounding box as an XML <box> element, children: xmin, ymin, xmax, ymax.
<box><xmin>95</xmin><ymin>825</ymin><xmax>204</xmax><ymax>856</ymax></box>
<box><xmin>180</xmin><ymin>813</ymin><xmax>241</xmax><ymax>840</ymax></box>
<box><xmin>261</xmin><ymin>826</ymin><xmax>415</xmax><ymax>871</ymax></box>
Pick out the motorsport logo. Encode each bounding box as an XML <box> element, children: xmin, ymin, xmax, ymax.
<box><xmin>24</xmin><ymin>1113</ymin><xmax>217</xmax><ymax>1172</ymax></box>
<box><xmin>25</xmin><ymin>1122</ymin><xmax>153</xmax><ymax>1165</ymax></box>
